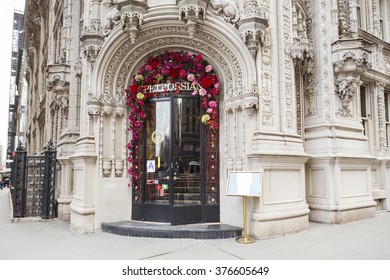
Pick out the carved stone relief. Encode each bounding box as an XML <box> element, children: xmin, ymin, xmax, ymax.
<box><xmin>376</xmin><ymin>82</ymin><xmax>387</xmax><ymax>152</ymax></box>
<box><xmin>209</xmin><ymin>0</ymin><xmax>240</xmax><ymax>24</ymax></box>
<box><xmin>103</xmin><ymin>25</ymin><xmax>242</xmax><ymax>106</ymax></box>
<box><xmin>335</xmin><ymin>77</ymin><xmax>362</xmax><ymax>118</ymax></box>
<box><xmin>102</xmin><ymin>0</ymin><xmax>121</xmax><ymax>37</ymax></box>
<box><xmin>282</xmin><ymin>0</ymin><xmax>294</xmax><ymax>129</ymax></box>
<box><xmin>178</xmin><ymin>0</ymin><xmax>207</xmax><ymax>38</ymax></box>
<box><xmin>321</xmin><ymin>0</ymin><xmax>331</xmax><ymax>121</ymax></box>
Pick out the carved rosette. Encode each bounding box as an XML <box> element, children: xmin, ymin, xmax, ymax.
<box><xmin>178</xmin><ymin>0</ymin><xmax>208</xmax><ymax>38</ymax></box>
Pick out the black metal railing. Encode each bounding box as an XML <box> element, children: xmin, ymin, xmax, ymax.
<box><xmin>11</xmin><ymin>140</ymin><xmax>57</xmax><ymax>219</ymax></box>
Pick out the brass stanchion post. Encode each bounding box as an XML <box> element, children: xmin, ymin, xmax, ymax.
<box><xmin>236</xmin><ymin>196</ymin><xmax>255</xmax><ymax>244</ymax></box>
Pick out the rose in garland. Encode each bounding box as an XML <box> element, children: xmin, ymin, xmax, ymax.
<box><xmin>125</xmin><ymin>51</ymin><xmax>220</xmax><ymax>183</ymax></box>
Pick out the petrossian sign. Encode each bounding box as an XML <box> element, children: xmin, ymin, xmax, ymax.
<box><xmin>143</xmin><ymin>82</ymin><xmax>203</xmax><ymax>93</ymax></box>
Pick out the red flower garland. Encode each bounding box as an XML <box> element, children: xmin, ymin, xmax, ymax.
<box><xmin>125</xmin><ymin>51</ymin><xmax>220</xmax><ymax>184</ymax></box>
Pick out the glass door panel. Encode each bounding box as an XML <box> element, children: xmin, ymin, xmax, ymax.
<box><xmin>145</xmin><ymin>100</ymin><xmax>171</xmax><ymax>204</ymax></box>
<box><xmin>173</xmin><ymin>97</ymin><xmax>202</xmax><ymax>205</ymax></box>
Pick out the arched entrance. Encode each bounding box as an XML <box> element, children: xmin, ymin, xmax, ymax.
<box><xmin>127</xmin><ymin>51</ymin><xmax>220</xmax><ymax>225</ymax></box>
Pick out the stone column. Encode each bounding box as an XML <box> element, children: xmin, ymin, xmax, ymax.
<box><xmin>305</xmin><ymin>0</ymin><xmax>376</xmax><ymax>224</ymax></box>
<box><xmin>68</xmin><ymin>0</ymin><xmax>103</xmax><ymax>233</ymax></box>
<box><xmin>246</xmin><ymin>0</ymin><xmax>310</xmax><ymax>239</ymax></box>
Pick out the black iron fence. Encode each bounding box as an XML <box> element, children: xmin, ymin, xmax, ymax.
<box><xmin>11</xmin><ymin>141</ymin><xmax>57</xmax><ymax>219</ymax></box>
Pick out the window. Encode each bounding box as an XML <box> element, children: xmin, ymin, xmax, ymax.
<box><xmin>385</xmin><ymin>90</ymin><xmax>390</xmax><ymax>147</ymax></box>
<box><xmin>360</xmin><ymin>85</ymin><xmax>369</xmax><ymax>136</ymax></box>
<box><xmin>357</xmin><ymin>0</ymin><xmax>366</xmax><ymax>30</ymax></box>
<box><xmin>379</xmin><ymin>0</ymin><xmax>389</xmax><ymax>40</ymax></box>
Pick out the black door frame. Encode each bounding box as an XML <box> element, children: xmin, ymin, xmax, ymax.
<box><xmin>141</xmin><ymin>94</ymin><xmax>204</xmax><ymax>224</ymax></box>
<box><xmin>131</xmin><ymin>93</ymin><xmax>220</xmax><ymax>225</ymax></box>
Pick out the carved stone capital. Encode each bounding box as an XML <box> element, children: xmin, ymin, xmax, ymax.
<box><xmin>243</xmin><ymin>83</ymin><xmax>259</xmax><ymax>116</ymax></box>
<box><xmin>83</xmin><ymin>45</ymin><xmax>102</xmax><ymax>64</ymax></box>
<box><xmin>332</xmin><ymin>39</ymin><xmax>373</xmax><ymax>78</ymax></box>
<box><xmin>238</xmin><ymin>17</ymin><xmax>268</xmax><ymax>59</ymax></box>
<box><xmin>291</xmin><ymin>37</ymin><xmax>314</xmax><ymax>66</ymax></box>
<box><xmin>178</xmin><ymin>0</ymin><xmax>207</xmax><ymax>38</ymax></box>
<box><xmin>87</xmin><ymin>94</ymin><xmax>102</xmax><ymax>119</ymax></box>
<box><xmin>119</xmin><ymin>0</ymin><xmax>148</xmax><ymax>43</ymax></box>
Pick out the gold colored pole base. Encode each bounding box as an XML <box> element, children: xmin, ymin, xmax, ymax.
<box><xmin>236</xmin><ymin>236</ymin><xmax>255</xmax><ymax>244</ymax></box>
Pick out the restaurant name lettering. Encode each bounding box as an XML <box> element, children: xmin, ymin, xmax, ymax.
<box><xmin>143</xmin><ymin>82</ymin><xmax>203</xmax><ymax>93</ymax></box>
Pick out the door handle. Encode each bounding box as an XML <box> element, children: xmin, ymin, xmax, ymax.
<box><xmin>163</xmin><ymin>176</ymin><xmax>170</xmax><ymax>180</ymax></box>
<box><xmin>173</xmin><ymin>176</ymin><xmax>178</xmax><ymax>180</ymax></box>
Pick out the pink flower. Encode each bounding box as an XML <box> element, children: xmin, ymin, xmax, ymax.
<box><xmin>208</xmin><ymin>100</ymin><xmax>217</xmax><ymax>108</ymax></box>
<box><xmin>199</xmin><ymin>88</ymin><xmax>207</xmax><ymax>96</ymax></box>
<box><xmin>179</xmin><ymin>69</ymin><xmax>186</xmax><ymax>79</ymax></box>
<box><xmin>162</xmin><ymin>67</ymin><xmax>169</xmax><ymax>75</ymax></box>
<box><xmin>192</xmin><ymin>90</ymin><xmax>198</xmax><ymax>96</ymax></box>
<box><xmin>145</xmin><ymin>65</ymin><xmax>152</xmax><ymax>71</ymax></box>
<box><xmin>214</xmin><ymin>83</ymin><xmax>220</xmax><ymax>89</ymax></box>
<box><xmin>187</xmin><ymin>73</ymin><xmax>195</xmax><ymax>81</ymax></box>
<box><xmin>205</xmin><ymin>65</ymin><xmax>213</xmax><ymax>72</ymax></box>
<box><xmin>207</xmin><ymin>108</ymin><xmax>213</xmax><ymax>114</ymax></box>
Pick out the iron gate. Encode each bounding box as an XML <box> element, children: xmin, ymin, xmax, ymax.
<box><xmin>11</xmin><ymin>141</ymin><xmax>57</xmax><ymax>219</ymax></box>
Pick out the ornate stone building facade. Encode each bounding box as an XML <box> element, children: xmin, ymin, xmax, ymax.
<box><xmin>21</xmin><ymin>0</ymin><xmax>390</xmax><ymax>238</ymax></box>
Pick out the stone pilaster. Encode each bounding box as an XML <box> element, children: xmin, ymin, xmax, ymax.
<box><xmin>69</xmin><ymin>136</ymin><xmax>97</xmax><ymax>233</ymax></box>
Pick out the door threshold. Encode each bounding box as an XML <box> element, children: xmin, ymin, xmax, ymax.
<box><xmin>101</xmin><ymin>221</ymin><xmax>243</xmax><ymax>239</ymax></box>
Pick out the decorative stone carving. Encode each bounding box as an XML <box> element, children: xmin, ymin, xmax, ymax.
<box><xmin>55</xmin><ymin>95</ymin><xmax>69</xmax><ymax>112</ymax></box>
<box><xmin>102</xmin><ymin>159</ymin><xmax>112</xmax><ymax>177</ymax></box>
<box><xmin>119</xmin><ymin>0</ymin><xmax>148</xmax><ymax>43</ymax></box>
<box><xmin>238</xmin><ymin>0</ymin><xmax>268</xmax><ymax>59</ymax></box>
<box><xmin>81</xmin><ymin>0</ymin><xmax>104</xmax><ymax>67</ymax></box>
<box><xmin>243</xmin><ymin>83</ymin><xmax>259</xmax><ymax>118</ymax></box>
<box><xmin>291</xmin><ymin>1</ymin><xmax>314</xmax><ymax>74</ymax></box>
<box><xmin>74</xmin><ymin>59</ymin><xmax>83</xmax><ymax>78</ymax></box>
<box><xmin>377</xmin><ymin>81</ymin><xmax>387</xmax><ymax>152</ymax></box>
<box><xmin>178</xmin><ymin>0</ymin><xmax>207</xmax><ymax>38</ymax></box>
<box><xmin>337</xmin><ymin>0</ymin><xmax>356</xmax><ymax>39</ymax></box>
<box><xmin>335</xmin><ymin>77</ymin><xmax>362</xmax><ymax>118</ymax></box>
<box><xmin>47</xmin><ymin>75</ymin><xmax>70</xmax><ymax>95</ymax></box>
<box><xmin>121</xmin><ymin>12</ymin><xmax>143</xmax><ymax>43</ymax></box>
<box><xmin>87</xmin><ymin>92</ymin><xmax>102</xmax><ymax>120</ymax></box>
<box><xmin>102</xmin><ymin>0</ymin><xmax>122</xmax><ymax>37</ymax></box>
<box><xmin>332</xmin><ymin>18</ymin><xmax>373</xmax><ymax>120</ymax></box>
<box><xmin>83</xmin><ymin>45</ymin><xmax>102</xmax><ymax>64</ymax></box>
<box><xmin>115</xmin><ymin>159</ymin><xmax>124</xmax><ymax>177</ymax></box>
<box><xmin>209</xmin><ymin>0</ymin><xmax>240</xmax><ymax>24</ymax></box>
<box><xmin>82</xmin><ymin>19</ymin><xmax>103</xmax><ymax>37</ymax></box>
<box><xmin>109</xmin><ymin>26</ymin><xmax>240</xmax><ymax>103</ymax></box>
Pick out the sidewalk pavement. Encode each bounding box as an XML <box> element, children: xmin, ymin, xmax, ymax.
<box><xmin>1</xmin><ymin>188</ymin><xmax>390</xmax><ymax>260</ymax></box>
